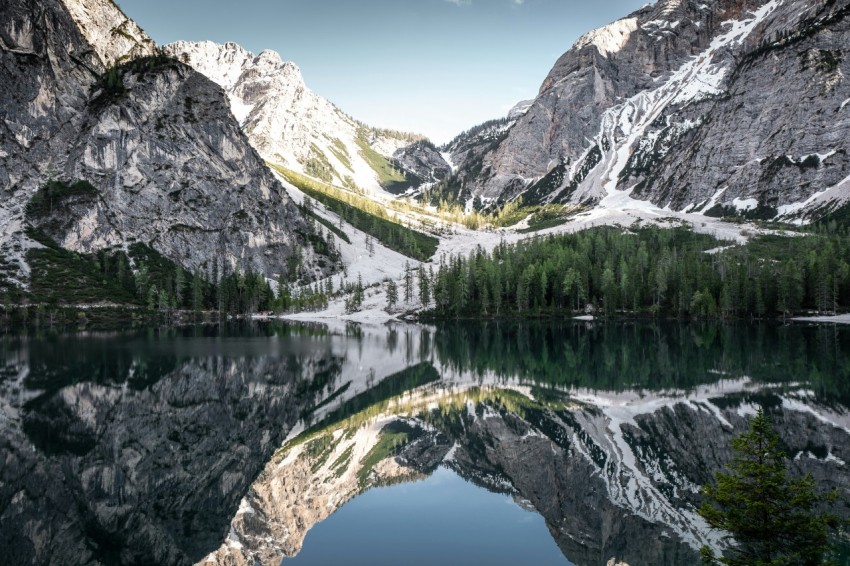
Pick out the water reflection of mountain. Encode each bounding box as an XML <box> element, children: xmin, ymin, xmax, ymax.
<box><xmin>2</xmin><ymin>321</ymin><xmax>849</xmax><ymax>566</ymax></box>
<box><xmin>207</xmin><ymin>322</ymin><xmax>850</xmax><ymax>566</ymax></box>
<box><xmin>0</xmin><ymin>324</ymin><xmax>389</xmax><ymax>566</ymax></box>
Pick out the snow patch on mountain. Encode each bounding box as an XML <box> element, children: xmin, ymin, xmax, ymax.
<box><xmin>564</xmin><ymin>0</ymin><xmax>782</xmax><ymax>204</ymax></box>
<box><xmin>778</xmin><ymin>173</ymin><xmax>850</xmax><ymax>223</ymax></box>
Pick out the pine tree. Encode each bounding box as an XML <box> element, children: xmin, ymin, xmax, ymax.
<box><xmin>345</xmin><ymin>272</ymin><xmax>364</xmax><ymax>313</ymax></box>
<box><xmin>403</xmin><ymin>261</ymin><xmax>413</xmax><ymax>303</ymax></box>
<box><xmin>418</xmin><ymin>266</ymin><xmax>430</xmax><ymax>307</ymax></box>
<box><xmin>386</xmin><ymin>279</ymin><xmax>398</xmax><ymax>309</ymax></box>
<box><xmin>699</xmin><ymin>408</ymin><xmax>839</xmax><ymax>566</ymax></box>
<box><xmin>174</xmin><ymin>267</ymin><xmax>186</xmax><ymax>309</ymax></box>
<box><xmin>191</xmin><ymin>271</ymin><xmax>203</xmax><ymax>314</ymax></box>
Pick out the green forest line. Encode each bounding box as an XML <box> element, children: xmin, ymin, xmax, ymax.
<box><xmin>423</xmin><ymin>225</ymin><xmax>850</xmax><ymax>319</ymax></box>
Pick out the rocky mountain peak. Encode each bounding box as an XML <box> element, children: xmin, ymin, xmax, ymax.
<box><xmin>448</xmin><ymin>0</ymin><xmax>850</xmax><ymax>222</ymax></box>
<box><xmin>163</xmin><ymin>39</ymin><xmax>439</xmax><ymax>195</ymax></box>
<box><xmin>0</xmin><ymin>0</ymin><xmax>330</xmax><ymax>295</ymax></box>
<box><xmin>165</xmin><ymin>40</ymin><xmax>255</xmax><ymax>89</ymax></box>
<box><xmin>60</xmin><ymin>0</ymin><xmax>156</xmax><ymax>67</ymax></box>
<box><xmin>256</xmin><ymin>48</ymin><xmax>284</xmax><ymax>65</ymax></box>
<box><xmin>571</xmin><ymin>16</ymin><xmax>639</xmax><ymax>60</ymax></box>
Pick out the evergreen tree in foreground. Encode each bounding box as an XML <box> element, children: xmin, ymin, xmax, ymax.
<box><xmin>699</xmin><ymin>408</ymin><xmax>841</xmax><ymax>565</ymax></box>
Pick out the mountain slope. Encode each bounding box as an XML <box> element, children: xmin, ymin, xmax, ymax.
<box><xmin>449</xmin><ymin>0</ymin><xmax>850</xmax><ymax>222</ymax></box>
<box><xmin>0</xmin><ymin>0</ymin><xmax>326</xmax><ymax>297</ymax></box>
<box><xmin>163</xmin><ymin>41</ymin><xmax>447</xmax><ymax>196</ymax></box>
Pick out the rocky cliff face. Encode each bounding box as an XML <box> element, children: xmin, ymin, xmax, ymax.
<box><xmin>162</xmin><ymin>41</ymin><xmax>445</xmax><ymax>196</ymax></box>
<box><xmin>0</xmin><ymin>0</ymin><xmax>322</xmax><ymax>292</ymax></box>
<box><xmin>61</xmin><ymin>0</ymin><xmax>157</xmax><ymax>66</ymax></box>
<box><xmin>1</xmin><ymin>0</ymin><xmax>107</xmax><ymax>289</ymax></box>
<box><xmin>391</xmin><ymin>140</ymin><xmax>451</xmax><ymax>188</ymax></box>
<box><xmin>453</xmin><ymin>0</ymin><xmax>850</xmax><ymax>221</ymax></box>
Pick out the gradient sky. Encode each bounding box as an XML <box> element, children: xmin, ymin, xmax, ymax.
<box><xmin>118</xmin><ymin>0</ymin><xmax>649</xmax><ymax>144</ymax></box>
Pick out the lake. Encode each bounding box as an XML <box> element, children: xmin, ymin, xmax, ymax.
<box><xmin>2</xmin><ymin>320</ymin><xmax>849</xmax><ymax>565</ymax></box>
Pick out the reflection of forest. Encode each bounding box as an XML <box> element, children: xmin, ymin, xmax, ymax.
<box><xmin>433</xmin><ymin>321</ymin><xmax>850</xmax><ymax>402</ymax></box>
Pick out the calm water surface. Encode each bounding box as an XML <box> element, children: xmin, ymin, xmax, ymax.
<box><xmin>286</xmin><ymin>466</ymin><xmax>570</xmax><ymax>566</ymax></box>
<box><xmin>1</xmin><ymin>321</ymin><xmax>849</xmax><ymax>566</ymax></box>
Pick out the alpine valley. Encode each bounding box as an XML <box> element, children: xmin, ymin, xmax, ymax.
<box><xmin>3</xmin><ymin>0</ymin><xmax>850</xmax><ymax>565</ymax></box>
<box><xmin>2</xmin><ymin>0</ymin><xmax>850</xmax><ymax>322</ymax></box>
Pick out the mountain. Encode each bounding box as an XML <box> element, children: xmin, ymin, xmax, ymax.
<box><xmin>445</xmin><ymin>0</ymin><xmax>850</xmax><ymax>222</ymax></box>
<box><xmin>162</xmin><ymin>41</ymin><xmax>449</xmax><ymax>195</ymax></box>
<box><xmin>0</xmin><ymin>0</ymin><xmax>328</xmax><ymax>299</ymax></box>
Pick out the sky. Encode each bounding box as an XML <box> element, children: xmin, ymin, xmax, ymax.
<box><xmin>117</xmin><ymin>0</ymin><xmax>649</xmax><ymax>144</ymax></box>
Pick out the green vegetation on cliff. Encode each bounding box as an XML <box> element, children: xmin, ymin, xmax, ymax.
<box><xmin>272</xmin><ymin>164</ymin><xmax>438</xmax><ymax>261</ymax></box>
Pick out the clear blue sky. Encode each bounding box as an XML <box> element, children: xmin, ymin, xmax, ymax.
<box><xmin>118</xmin><ymin>0</ymin><xmax>649</xmax><ymax>143</ymax></box>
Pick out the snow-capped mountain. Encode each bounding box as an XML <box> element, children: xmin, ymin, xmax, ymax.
<box><xmin>447</xmin><ymin>0</ymin><xmax>850</xmax><ymax>222</ymax></box>
<box><xmin>163</xmin><ymin>41</ymin><xmax>446</xmax><ymax>196</ymax></box>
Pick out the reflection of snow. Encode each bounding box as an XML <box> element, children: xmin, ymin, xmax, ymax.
<box><xmin>792</xmin><ymin>313</ymin><xmax>850</xmax><ymax>324</ymax></box>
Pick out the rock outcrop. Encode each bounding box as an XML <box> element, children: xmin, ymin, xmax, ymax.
<box><xmin>0</xmin><ymin>0</ymin><xmax>323</xmax><ymax>292</ymax></box>
<box><xmin>391</xmin><ymin>140</ymin><xmax>451</xmax><ymax>188</ymax></box>
<box><xmin>449</xmin><ymin>0</ymin><xmax>850</xmax><ymax>221</ymax></box>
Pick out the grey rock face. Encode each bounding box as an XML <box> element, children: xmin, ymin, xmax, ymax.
<box><xmin>0</xmin><ymin>0</ymin><xmax>320</xmax><ymax>291</ymax></box>
<box><xmin>59</xmin><ymin>62</ymin><xmax>310</xmax><ymax>278</ymax></box>
<box><xmin>0</xmin><ymin>0</ymin><xmax>104</xmax><ymax>286</ymax></box>
<box><xmin>438</xmin><ymin>118</ymin><xmax>516</xmax><ymax>205</ymax></box>
<box><xmin>392</xmin><ymin>140</ymin><xmax>451</xmax><ymax>186</ymax></box>
<box><xmin>456</xmin><ymin>0</ymin><xmax>850</xmax><ymax>219</ymax></box>
<box><xmin>632</xmin><ymin>0</ymin><xmax>850</xmax><ymax>215</ymax></box>
<box><xmin>61</xmin><ymin>0</ymin><xmax>157</xmax><ymax>67</ymax></box>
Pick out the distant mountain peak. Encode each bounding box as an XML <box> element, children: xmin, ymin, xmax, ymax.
<box><xmin>163</xmin><ymin>40</ymin><xmax>445</xmax><ymax>195</ymax></box>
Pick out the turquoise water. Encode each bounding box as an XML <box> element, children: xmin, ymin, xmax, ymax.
<box><xmin>286</xmin><ymin>466</ymin><xmax>570</xmax><ymax>566</ymax></box>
